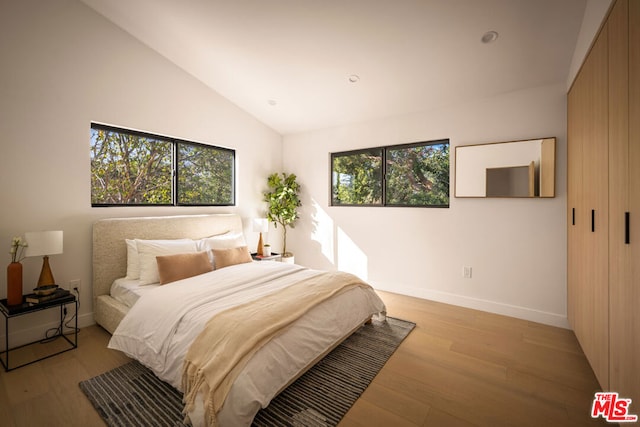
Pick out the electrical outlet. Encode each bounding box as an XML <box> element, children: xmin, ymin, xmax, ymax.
<box><xmin>69</xmin><ymin>279</ymin><xmax>81</xmax><ymax>293</ymax></box>
<box><xmin>463</xmin><ymin>266</ymin><xmax>472</xmax><ymax>279</ymax></box>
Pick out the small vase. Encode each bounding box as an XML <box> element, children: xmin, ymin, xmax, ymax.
<box><xmin>7</xmin><ymin>262</ymin><xmax>23</xmax><ymax>305</ymax></box>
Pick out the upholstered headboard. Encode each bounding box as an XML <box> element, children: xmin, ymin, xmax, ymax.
<box><xmin>92</xmin><ymin>214</ymin><xmax>244</xmax><ymax>301</ymax></box>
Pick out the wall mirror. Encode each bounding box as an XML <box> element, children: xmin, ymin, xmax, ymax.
<box><xmin>455</xmin><ymin>137</ymin><xmax>555</xmax><ymax>198</ymax></box>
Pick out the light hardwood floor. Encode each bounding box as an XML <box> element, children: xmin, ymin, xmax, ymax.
<box><xmin>0</xmin><ymin>291</ymin><xmax>608</xmax><ymax>426</ymax></box>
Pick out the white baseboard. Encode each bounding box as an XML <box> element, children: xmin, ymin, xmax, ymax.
<box><xmin>2</xmin><ymin>287</ymin><xmax>570</xmax><ymax>352</ymax></box>
<box><xmin>372</xmin><ymin>283</ymin><xmax>570</xmax><ymax>329</ymax></box>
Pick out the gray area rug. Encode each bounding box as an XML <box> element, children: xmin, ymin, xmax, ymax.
<box><xmin>79</xmin><ymin>317</ymin><xmax>415</xmax><ymax>427</ymax></box>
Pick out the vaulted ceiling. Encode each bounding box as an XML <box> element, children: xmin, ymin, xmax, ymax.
<box><xmin>81</xmin><ymin>0</ymin><xmax>589</xmax><ymax>135</ymax></box>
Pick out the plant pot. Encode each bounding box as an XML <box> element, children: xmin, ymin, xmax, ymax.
<box><xmin>7</xmin><ymin>262</ymin><xmax>23</xmax><ymax>305</ymax></box>
<box><xmin>281</xmin><ymin>254</ymin><xmax>295</xmax><ymax>264</ymax></box>
<box><xmin>263</xmin><ymin>246</ymin><xmax>271</xmax><ymax>257</ymax></box>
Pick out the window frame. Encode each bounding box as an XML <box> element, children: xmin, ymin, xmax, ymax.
<box><xmin>90</xmin><ymin>122</ymin><xmax>235</xmax><ymax>207</ymax></box>
<box><xmin>330</xmin><ymin>139</ymin><xmax>450</xmax><ymax>208</ymax></box>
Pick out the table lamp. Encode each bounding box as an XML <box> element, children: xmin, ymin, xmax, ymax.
<box><xmin>252</xmin><ymin>218</ymin><xmax>268</xmax><ymax>256</ymax></box>
<box><xmin>25</xmin><ymin>230</ymin><xmax>63</xmax><ymax>287</ymax></box>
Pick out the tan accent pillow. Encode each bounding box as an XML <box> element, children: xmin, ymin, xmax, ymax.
<box><xmin>156</xmin><ymin>251</ymin><xmax>213</xmax><ymax>285</ymax></box>
<box><xmin>212</xmin><ymin>246</ymin><xmax>253</xmax><ymax>269</ymax></box>
<box><xmin>136</xmin><ymin>239</ymin><xmax>198</xmax><ymax>285</ymax></box>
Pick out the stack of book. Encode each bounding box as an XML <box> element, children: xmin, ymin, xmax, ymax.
<box><xmin>25</xmin><ymin>288</ymin><xmax>71</xmax><ymax>305</ymax></box>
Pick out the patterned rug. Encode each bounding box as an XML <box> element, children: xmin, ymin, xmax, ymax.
<box><xmin>79</xmin><ymin>317</ymin><xmax>415</xmax><ymax>426</ymax></box>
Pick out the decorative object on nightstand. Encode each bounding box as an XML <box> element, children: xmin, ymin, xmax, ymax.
<box><xmin>25</xmin><ymin>230</ymin><xmax>63</xmax><ymax>288</ymax></box>
<box><xmin>25</xmin><ymin>288</ymin><xmax>71</xmax><ymax>304</ymax></box>
<box><xmin>251</xmin><ymin>252</ymin><xmax>281</xmax><ymax>262</ymax></box>
<box><xmin>264</xmin><ymin>172</ymin><xmax>301</xmax><ymax>264</ymax></box>
<box><xmin>32</xmin><ymin>284</ymin><xmax>59</xmax><ymax>296</ymax></box>
<box><xmin>6</xmin><ymin>237</ymin><xmax>28</xmax><ymax>306</ymax></box>
<box><xmin>252</xmin><ymin>218</ymin><xmax>269</xmax><ymax>256</ymax></box>
<box><xmin>263</xmin><ymin>244</ymin><xmax>271</xmax><ymax>257</ymax></box>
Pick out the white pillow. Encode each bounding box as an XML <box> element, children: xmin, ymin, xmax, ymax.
<box><xmin>135</xmin><ymin>239</ymin><xmax>198</xmax><ymax>285</ymax></box>
<box><xmin>125</xmin><ymin>239</ymin><xmax>140</xmax><ymax>279</ymax></box>
<box><xmin>198</xmin><ymin>231</ymin><xmax>247</xmax><ymax>265</ymax></box>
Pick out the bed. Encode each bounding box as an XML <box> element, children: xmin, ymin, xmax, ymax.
<box><xmin>92</xmin><ymin>214</ymin><xmax>386</xmax><ymax>427</ymax></box>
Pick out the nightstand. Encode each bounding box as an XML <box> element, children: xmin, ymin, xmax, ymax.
<box><xmin>0</xmin><ymin>293</ymin><xmax>78</xmax><ymax>371</ymax></box>
<box><xmin>251</xmin><ymin>252</ymin><xmax>282</xmax><ymax>262</ymax></box>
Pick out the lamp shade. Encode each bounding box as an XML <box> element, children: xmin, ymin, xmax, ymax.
<box><xmin>252</xmin><ymin>218</ymin><xmax>268</xmax><ymax>233</ymax></box>
<box><xmin>25</xmin><ymin>230</ymin><xmax>63</xmax><ymax>287</ymax></box>
<box><xmin>25</xmin><ymin>230</ymin><xmax>63</xmax><ymax>257</ymax></box>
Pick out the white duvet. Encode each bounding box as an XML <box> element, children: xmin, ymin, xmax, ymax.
<box><xmin>108</xmin><ymin>261</ymin><xmax>386</xmax><ymax>427</ymax></box>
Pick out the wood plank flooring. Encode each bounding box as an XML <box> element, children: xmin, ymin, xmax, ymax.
<box><xmin>0</xmin><ymin>291</ymin><xmax>608</xmax><ymax>426</ymax></box>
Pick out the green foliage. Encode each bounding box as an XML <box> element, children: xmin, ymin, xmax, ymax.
<box><xmin>177</xmin><ymin>143</ymin><xmax>233</xmax><ymax>205</ymax></box>
<box><xmin>90</xmin><ymin>127</ymin><xmax>234</xmax><ymax>206</ymax></box>
<box><xmin>90</xmin><ymin>129</ymin><xmax>172</xmax><ymax>205</ymax></box>
<box><xmin>331</xmin><ymin>142</ymin><xmax>449</xmax><ymax>207</ymax></box>
<box><xmin>386</xmin><ymin>143</ymin><xmax>449</xmax><ymax>206</ymax></box>
<box><xmin>263</xmin><ymin>173</ymin><xmax>301</xmax><ymax>255</ymax></box>
<box><xmin>332</xmin><ymin>149</ymin><xmax>382</xmax><ymax>205</ymax></box>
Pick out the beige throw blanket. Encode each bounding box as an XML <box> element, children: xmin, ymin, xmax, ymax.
<box><xmin>181</xmin><ymin>271</ymin><xmax>374</xmax><ymax>426</ymax></box>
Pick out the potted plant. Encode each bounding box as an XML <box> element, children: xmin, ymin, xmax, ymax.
<box><xmin>264</xmin><ymin>172</ymin><xmax>301</xmax><ymax>263</ymax></box>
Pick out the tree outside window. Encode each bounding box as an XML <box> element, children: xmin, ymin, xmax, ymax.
<box><xmin>332</xmin><ymin>148</ymin><xmax>383</xmax><ymax>205</ymax></box>
<box><xmin>331</xmin><ymin>139</ymin><xmax>449</xmax><ymax>208</ymax></box>
<box><xmin>90</xmin><ymin>123</ymin><xmax>234</xmax><ymax>206</ymax></box>
<box><xmin>177</xmin><ymin>143</ymin><xmax>234</xmax><ymax>205</ymax></box>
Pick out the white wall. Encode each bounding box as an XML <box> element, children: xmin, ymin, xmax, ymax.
<box><xmin>0</xmin><ymin>0</ymin><xmax>282</xmax><ymax>345</ymax></box>
<box><xmin>283</xmin><ymin>83</ymin><xmax>568</xmax><ymax>328</ymax></box>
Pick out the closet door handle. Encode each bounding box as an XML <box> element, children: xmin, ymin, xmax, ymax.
<box><xmin>625</xmin><ymin>212</ymin><xmax>630</xmax><ymax>244</ymax></box>
<box><xmin>572</xmin><ymin>208</ymin><xmax>575</xmax><ymax>225</ymax></box>
<box><xmin>592</xmin><ymin>209</ymin><xmax>595</xmax><ymax>232</ymax></box>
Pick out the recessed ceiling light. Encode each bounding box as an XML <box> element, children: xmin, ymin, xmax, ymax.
<box><xmin>348</xmin><ymin>74</ymin><xmax>360</xmax><ymax>83</ymax></box>
<box><xmin>481</xmin><ymin>31</ymin><xmax>499</xmax><ymax>44</ymax></box>
<box><xmin>267</xmin><ymin>99</ymin><xmax>277</xmax><ymax>106</ymax></box>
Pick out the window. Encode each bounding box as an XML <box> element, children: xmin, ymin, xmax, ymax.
<box><xmin>331</xmin><ymin>148</ymin><xmax>383</xmax><ymax>206</ymax></box>
<box><xmin>331</xmin><ymin>139</ymin><xmax>449</xmax><ymax>207</ymax></box>
<box><xmin>90</xmin><ymin>123</ymin><xmax>235</xmax><ymax>206</ymax></box>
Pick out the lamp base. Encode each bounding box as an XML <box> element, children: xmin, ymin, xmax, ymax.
<box><xmin>37</xmin><ymin>255</ymin><xmax>56</xmax><ymax>287</ymax></box>
<box><xmin>257</xmin><ymin>233</ymin><xmax>264</xmax><ymax>256</ymax></box>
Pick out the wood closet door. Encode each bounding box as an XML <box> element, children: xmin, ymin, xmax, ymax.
<box><xmin>567</xmin><ymin>69</ymin><xmax>584</xmax><ymax>334</ymax></box>
<box><xmin>572</xmin><ymin>20</ymin><xmax>610</xmax><ymax>389</ymax></box>
<box><xmin>609</xmin><ymin>0</ymin><xmax>640</xmax><ymax>404</ymax></box>
<box><xmin>608</xmin><ymin>0</ymin><xmax>633</xmax><ymax>401</ymax></box>
<box><xmin>628</xmin><ymin>0</ymin><xmax>640</xmax><ymax>404</ymax></box>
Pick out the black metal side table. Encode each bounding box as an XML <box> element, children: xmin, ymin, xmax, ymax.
<box><xmin>0</xmin><ymin>294</ymin><xmax>78</xmax><ymax>371</ymax></box>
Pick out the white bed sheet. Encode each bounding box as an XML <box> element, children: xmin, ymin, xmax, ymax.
<box><xmin>109</xmin><ymin>277</ymin><xmax>159</xmax><ymax>308</ymax></box>
<box><xmin>108</xmin><ymin>261</ymin><xmax>385</xmax><ymax>427</ymax></box>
